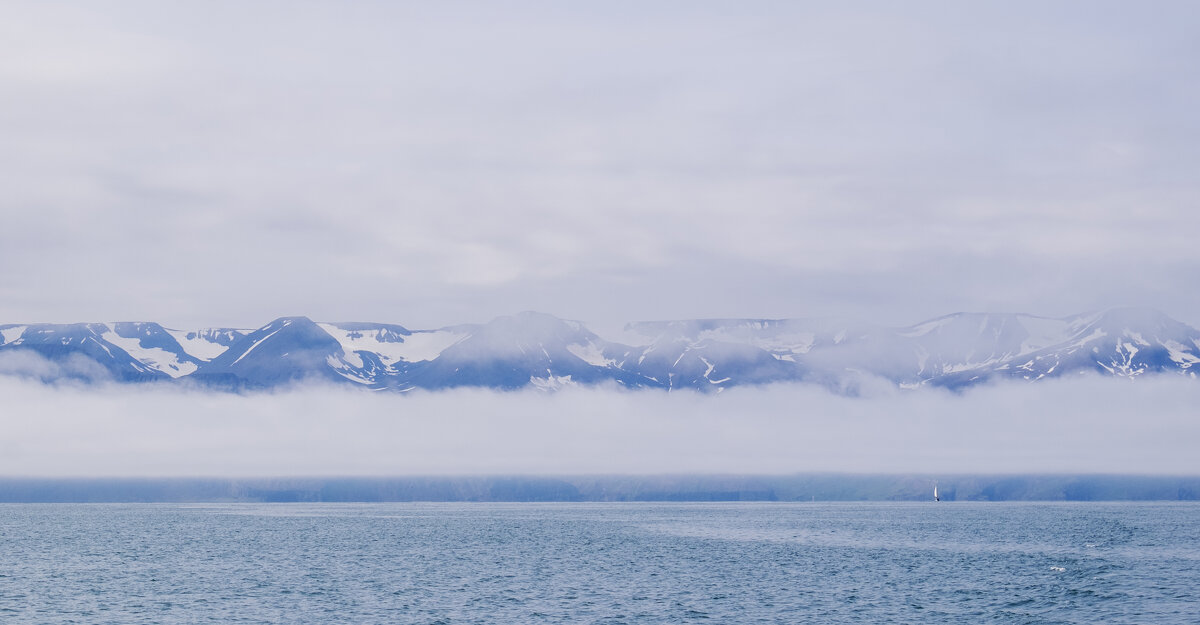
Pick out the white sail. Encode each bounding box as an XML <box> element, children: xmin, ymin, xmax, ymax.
<box><xmin>933</xmin><ymin>484</ymin><xmax>939</xmax><ymax>501</ymax></box>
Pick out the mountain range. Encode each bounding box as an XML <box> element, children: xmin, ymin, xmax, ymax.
<box><xmin>1</xmin><ymin>308</ymin><xmax>1197</xmax><ymax>392</ymax></box>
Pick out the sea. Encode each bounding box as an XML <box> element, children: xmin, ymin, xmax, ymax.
<box><xmin>1</xmin><ymin>502</ymin><xmax>1197</xmax><ymax>624</ymax></box>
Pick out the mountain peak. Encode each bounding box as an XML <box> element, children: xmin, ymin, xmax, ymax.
<box><xmin>266</xmin><ymin>315</ymin><xmax>316</xmax><ymax>326</ymax></box>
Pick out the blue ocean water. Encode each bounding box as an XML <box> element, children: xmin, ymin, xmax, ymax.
<box><xmin>1</xmin><ymin>502</ymin><xmax>1197</xmax><ymax>624</ymax></box>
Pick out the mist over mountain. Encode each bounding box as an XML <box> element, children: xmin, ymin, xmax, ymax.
<box><xmin>2</xmin><ymin>308</ymin><xmax>1197</xmax><ymax>393</ymax></box>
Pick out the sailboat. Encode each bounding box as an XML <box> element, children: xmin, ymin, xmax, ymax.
<box><xmin>934</xmin><ymin>483</ymin><xmax>940</xmax><ymax>502</ymax></box>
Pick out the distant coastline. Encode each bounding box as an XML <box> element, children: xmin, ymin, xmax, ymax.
<box><xmin>1</xmin><ymin>474</ymin><xmax>1197</xmax><ymax>503</ymax></box>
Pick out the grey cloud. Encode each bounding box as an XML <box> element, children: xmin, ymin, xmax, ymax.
<box><xmin>1</xmin><ymin>2</ymin><xmax>1198</xmax><ymax>329</ymax></box>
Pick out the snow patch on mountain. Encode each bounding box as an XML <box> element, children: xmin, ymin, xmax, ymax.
<box><xmin>1164</xmin><ymin>340</ymin><xmax>1199</xmax><ymax>368</ymax></box>
<box><xmin>1</xmin><ymin>326</ymin><xmax>26</xmax><ymax>345</ymax></box>
<box><xmin>231</xmin><ymin>322</ymin><xmax>291</xmax><ymax>366</ymax></box>
<box><xmin>100</xmin><ymin>328</ymin><xmax>197</xmax><ymax>378</ymax></box>
<box><xmin>702</xmin><ymin>329</ymin><xmax>818</xmax><ymax>357</ymax></box>
<box><xmin>325</xmin><ymin>354</ymin><xmax>372</xmax><ymax>384</ymax></box>
<box><xmin>315</xmin><ymin>323</ymin><xmax>462</xmax><ymax>365</ymax></box>
<box><xmin>529</xmin><ymin>374</ymin><xmax>576</xmax><ymax>391</ymax></box>
<box><xmin>566</xmin><ymin>341</ymin><xmax>618</xmax><ymax>368</ymax></box>
<box><xmin>1068</xmin><ymin>329</ymin><xmax>1107</xmax><ymax>349</ymax></box>
<box><xmin>166</xmin><ymin>329</ymin><xmax>249</xmax><ymax>361</ymax></box>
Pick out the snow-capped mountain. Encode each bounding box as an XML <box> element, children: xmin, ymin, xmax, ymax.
<box><xmin>924</xmin><ymin>308</ymin><xmax>1200</xmax><ymax>387</ymax></box>
<box><xmin>0</xmin><ymin>321</ymin><xmax>250</xmax><ymax>383</ymax></box>
<box><xmin>620</xmin><ymin>320</ymin><xmax>804</xmax><ymax>390</ymax></box>
<box><xmin>404</xmin><ymin>312</ymin><xmax>654</xmax><ymax>391</ymax></box>
<box><xmin>1</xmin><ymin>308</ymin><xmax>1197</xmax><ymax>392</ymax></box>
<box><xmin>194</xmin><ymin>317</ymin><xmax>352</xmax><ymax>388</ymax></box>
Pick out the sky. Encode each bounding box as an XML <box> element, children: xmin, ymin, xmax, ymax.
<box><xmin>2</xmin><ymin>1</ymin><xmax>1199</xmax><ymax>331</ymax></box>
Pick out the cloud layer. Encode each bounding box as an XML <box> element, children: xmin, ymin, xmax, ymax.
<box><xmin>2</xmin><ymin>374</ymin><xmax>1197</xmax><ymax>477</ymax></box>
<box><xmin>2</xmin><ymin>2</ymin><xmax>1199</xmax><ymax>329</ymax></box>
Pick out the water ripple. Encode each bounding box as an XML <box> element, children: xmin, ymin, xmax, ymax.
<box><xmin>0</xmin><ymin>502</ymin><xmax>1197</xmax><ymax>623</ymax></box>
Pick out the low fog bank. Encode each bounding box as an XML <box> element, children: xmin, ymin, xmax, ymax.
<box><xmin>1</xmin><ymin>474</ymin><xmax>1197</xmax><ymax>503</ymax></box>
<box><xmin>0</xmin><ymin>375</ymin><xmax>1197</xmax><ymax>477</ymax></box>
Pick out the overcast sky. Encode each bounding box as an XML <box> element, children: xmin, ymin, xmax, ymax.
<box><xmin>2</xmin><ymin>1</ymin><xmax>1199</xmax><ymax>330</ymax></box>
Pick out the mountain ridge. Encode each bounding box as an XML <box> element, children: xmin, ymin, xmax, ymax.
<box><xmin>2</xmin><ymin>307</ymin><xmax>1197</xmax><ymax>392</ymax></box>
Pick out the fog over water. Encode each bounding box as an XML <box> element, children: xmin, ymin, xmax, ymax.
<box><xmin>2</xmin><ymin>375</ymin><xmax>1196</xmax><ymax>477</ymax></box>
